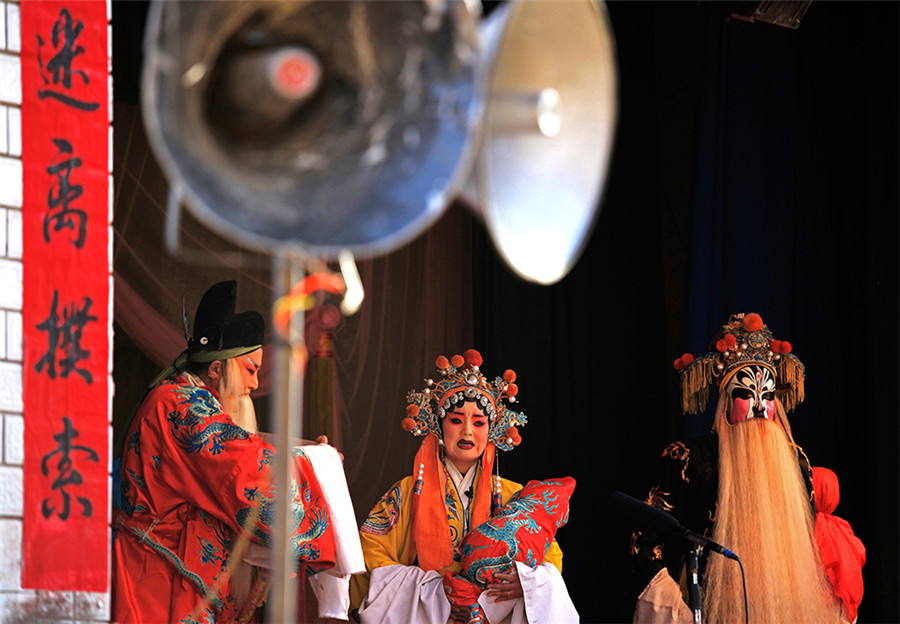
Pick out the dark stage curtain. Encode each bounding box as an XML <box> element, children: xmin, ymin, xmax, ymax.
<box><xmin>472</xmin><ymin>2</ymin><xmax>898</xmax><ymax>622</ymax></box>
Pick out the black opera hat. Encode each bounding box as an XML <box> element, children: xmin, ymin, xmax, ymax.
<box><xmin>186</xmin><ymin>280</ymin><xmax>265</xmax><ymax>362</ymax></box>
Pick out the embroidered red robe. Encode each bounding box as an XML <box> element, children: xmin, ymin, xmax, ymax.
<box><xmin>113</xmin><ymin>376</ymin><xmax>336</xmax><ymax>623</ymax></box>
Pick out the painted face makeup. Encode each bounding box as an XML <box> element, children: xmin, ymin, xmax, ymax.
<box><xmin>237</xmin><ymin>348</ymin><xmax>263</xmax><ymax>395</ymax></box>
<box><xmin>725</xmin><ymin>365</ymin><xmax>776</xmax><ymax>424</ymax></box>
<box><xmin>441</xmin><ymin>401</ymin><xmax>489</xmax><ymax>473</ymax></box>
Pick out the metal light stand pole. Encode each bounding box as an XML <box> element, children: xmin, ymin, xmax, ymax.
<box><xmin>268</xmin><ymin>253</ymin><xmax>306</xmax><ymax>624</ymax></box>
<box><xmin>688</xmin><ymin>543</ymin><xmax>703</xmax><ymax>624</ymax></box>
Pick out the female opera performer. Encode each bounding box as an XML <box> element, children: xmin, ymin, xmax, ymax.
<box><xmin>349</xmin><ymin>349</ymin><xmax>579</xmax><ymax>623</ymax></box>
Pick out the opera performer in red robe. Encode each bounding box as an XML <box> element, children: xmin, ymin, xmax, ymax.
<box><xmin>113</xmin><ymin>281</ymin><xmax>351</xmax><ymax>623</ymax></box>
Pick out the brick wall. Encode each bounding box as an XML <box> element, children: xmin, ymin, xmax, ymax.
<box><xmin>0</xmin><ymin>2</ymin><xmax>112</xmax><ymax>622</ymax></box>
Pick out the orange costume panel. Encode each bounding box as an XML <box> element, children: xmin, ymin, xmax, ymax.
<box><xmin>113</xmin><ymin>376</ymin><xmax>336</xmax><ymax>623</ymax></box>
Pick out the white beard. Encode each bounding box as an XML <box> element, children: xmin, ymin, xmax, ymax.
<box><xmin>226</xmin><ymin>394</ymin><xmax>258</xmax><ymax>434</ymax></box>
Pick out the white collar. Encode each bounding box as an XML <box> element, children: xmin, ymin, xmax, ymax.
<box><xmin>445</xmin><ymin>461</ymin><xmax>478</xmax><ymax>507</ymax></box>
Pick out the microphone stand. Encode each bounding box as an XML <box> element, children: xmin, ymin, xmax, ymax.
<box><xmin>687</xmin><ymin>543</ymin><xmax>703</xmax><ymax>624</ymax></box>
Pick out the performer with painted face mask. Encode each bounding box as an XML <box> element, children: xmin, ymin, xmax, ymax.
<box><xmin>350</xmin><ymin>349</ymin><xmax>579</xmax><ymax>624</ymax></box>
<box><xmin>628</xmin><ymin>313</ymin><xmax>844</xmax><ymax>624</ymax></box>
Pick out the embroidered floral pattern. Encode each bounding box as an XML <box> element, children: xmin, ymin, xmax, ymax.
<box><xmin>360</xmin><ymin>484</ymin><xmax>402</xmax><ymax>535</ymax></box>
<box><xmin>198</xmin><ymin>537</ymin><xmax>222</xmax><ymax>565</ymax></box>
<box><xmin>645</xmin><ymin>486</ymin><xmax>674</xmax><ymax>513</ymax></box>
<box><xmin>662</xmin><ymin>441</ymin><xmax>691</xmax><ymax>483</ymax></box>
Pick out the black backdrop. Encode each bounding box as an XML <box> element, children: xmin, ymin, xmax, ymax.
<box><xmin>112</xmin><ymin>1</ymin><xmax>899</xmax><ymax>622</ymax></box>
<box><xmin>471</xmin><ymin>2</ymin><xmax>898</xmax><ymax>622</ymax></box>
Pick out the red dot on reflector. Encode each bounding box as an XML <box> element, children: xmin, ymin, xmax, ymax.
<box><xmin>274</xmin><ymin>53</ymin><xmax>319</xmax><ymax>98</ymax></box>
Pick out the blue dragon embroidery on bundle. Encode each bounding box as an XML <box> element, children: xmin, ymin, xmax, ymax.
<box><xmin>442</xmin><ymin>477</ymin><xmax>575</xmax><ymax>624</ymax></box>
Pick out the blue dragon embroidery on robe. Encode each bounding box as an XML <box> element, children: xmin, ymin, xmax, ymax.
<box><xmin>166</xmin><ymin>385</ymin><xmax>251</xmax><ymax>454</ymax></box>
<box><xmin>127</xmin><ymin>428</ymin><xmax>141</xmax><ymax>455</ymax></box>
<box><xmin>233</xmin><ymin>465</ymin><xmax>330</xmax><ymax>574</ymax></box>
<box><xmin>119</xmin><ymin>476</ymin><xmax>146</xmax><ymax>516</ymax></box>
<box><xmin>259</xmin><ymin>447</ymin><xmax>274</xmax><ymax>471</ymax></box>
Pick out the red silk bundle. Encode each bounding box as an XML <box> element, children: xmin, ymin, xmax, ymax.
<box><xmin>442</xmin><ymin>477</ymin><xmax>575</xmax><ymax>624</ymax></box>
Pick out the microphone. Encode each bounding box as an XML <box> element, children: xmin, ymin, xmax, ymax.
<box><xmin>610</xmin><ymin>491</ymin><xmax>739</xmax><ymax>561</ymax></box>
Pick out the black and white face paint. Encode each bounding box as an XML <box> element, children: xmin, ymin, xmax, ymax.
<box><xmin>725</xmin><ymin>365</ymin><xmax>776</xmax><ymax>424</ymax></box>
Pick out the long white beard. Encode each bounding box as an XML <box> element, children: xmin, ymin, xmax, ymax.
<box><xmin>704</xmin><ymin>413</ymin><xmax>838</xmax><ymax>624</ymax></box>
<box><xmin>217</xmin><ymin>359</ymin><xmax>261</xmax><ymax>609</ymax></box>
<box><xmin>218</xmin><ymin>358</ymin><xmax>258</xmax><ymax>434</ymax></box>
<box><xmin>226</xmin><ymin>394</ymin><xmax>258</xmax><ymax>435</ymax></box>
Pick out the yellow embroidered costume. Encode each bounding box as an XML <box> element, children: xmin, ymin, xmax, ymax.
<box><xmin>350</xmin><ymin>350</ymin><xmax>576</xmax><ymax>624</ymax></box>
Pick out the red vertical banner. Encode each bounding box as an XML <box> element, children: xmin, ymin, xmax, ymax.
<box><xmin>20</xmin><ymin>1</ymin><xmax>110</xmax><ymax>591</ymax></box>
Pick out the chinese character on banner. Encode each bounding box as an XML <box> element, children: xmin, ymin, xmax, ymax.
<box><xmin>21</xmin><ymin>1</ymin><xmax>110</xmax><ymax>592</ymax></box>
<box><xmin>36</xmin><ymin>7</ymin><xmax>101</xmax><ymax>111</ymax></box>
<box><xmin>44</xmin><ymin>138</ymin><xmax>88</xmax><ymax>249</ymax></box>
<box><xmin>35</xmin><ymin>289</ymin><xmax>97</xmax><ymax>383</ymax></box>
<box><xmin>41</xmin><ymin>417</ymin><xmax>100</xmax><ymax>521</ymax></box>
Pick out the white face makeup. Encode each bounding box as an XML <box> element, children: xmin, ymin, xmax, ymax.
<box><xmin>441</xmin><ymin>401</ymin><xmax>489</xmax><ymax>474</ymax></box>
<box><xmin>725</xmin><ymin>365</ymin><xmax>776</xmax><ymax>424</ymax></box>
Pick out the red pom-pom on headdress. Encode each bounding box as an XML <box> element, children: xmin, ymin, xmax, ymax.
<box><xmin>463</xmin><ymin>349</ymin><xmax>483</xmax><ymax>368</ymax></box>
<box><xmin>716</xmin><ymin>339</ymin><xmax>728</xmax><ymax>352</ymax></box>
<box><xmin>435</xmin><ymin>355</ymin><xmax>449</xmax><ymax>370</ymax></box>
<box><xmin>503</xmin><ymin>369</ymin><xmax>517</xmax><ymax>383</ymax></box>
<box><xmin>506</xmin><ymin>383</ymin><xmax>519</xmax><ymax>397</ymax></box>
<box><xmin>451</xmin><ymin>354</ymin><xmax>465</xmax><ymax>368</ymax></box>
<box><xmin>743</xmin><ymin>313</ymin><xmax>764</xmax><ymax>332</ymax></box>
<box><xmin>407</xmin><ymin>404</ymin><xmax>419</xmax><ymax>417</ymax></box>
<box><xmin>770</xmin><ymin>340</ymin><xmax>792</xmax><ymax>354</ymax></box>
<box><xmin>674</xmin><ymin>352</ymin><xmax>695</xmax><ymax>371</ymax></box>
<box><xmin>724</xmin><ymin>334</ymin><xmax>736</xmax><ymax>347</ymax></box>
<box><xmin>401</xmin><ymin>417</ymin><xmax>416</xmax><ymax>432</ymax></box>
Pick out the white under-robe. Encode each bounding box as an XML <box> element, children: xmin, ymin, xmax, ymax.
<box><xmin>359</xmin><ymin>560</ymin><xmax>579</xmax><ymax>624</ymax></box>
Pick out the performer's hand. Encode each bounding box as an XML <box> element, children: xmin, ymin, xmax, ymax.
<box><xmin>315</xmin><ymin>435</ymin><xmax>344</xmax><ymax>463</ymax></box>
<box><xmin>485</xmin><ymin>570</ymin><xmax>524</xmax><ymax>602</ymax></box>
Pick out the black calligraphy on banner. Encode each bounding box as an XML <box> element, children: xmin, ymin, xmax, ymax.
<box><xmin>40</xmin><ymin>416</ymin><xmax>99</xmax><ymax>521</ymax></box>
<box><xmin>36</xmin><ymin>7</ymin><xmax>100</xmax><ymax>111</ymax></box>
<box><xmin>44</xmin><ymin>138</ymin><xmax>87</xmax><ymax>248</ymax></box>
<box><xmin>35</xmin><ymin>290</ymin><xmax>97</xmax><ymax>383</ymax></box>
